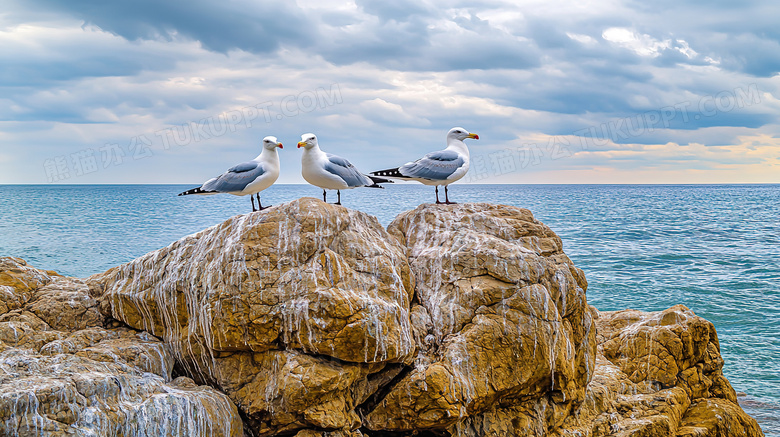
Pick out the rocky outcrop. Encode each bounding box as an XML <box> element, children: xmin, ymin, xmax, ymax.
<box><xmin>90</xmin><ymin>198</ymin><xmax>415</xmax><ymax>435</ymax></box>
<box><xmin>0</xmin><ymin>257</ymin><xmax>243</xmax><ymax>437</ymax></box>
<box><xmin>555</xmin><ymin>305</ymin><xmax>763</xmax><ymax>437</ymax></box>
<box><xmin>365</xmin><ymin>203</ymin><xmax>596</xmax><ymax>433</ymax></box>
<box><xmin>87</xmin><ymin>199</ymin><xmax>597</xmax><ymax>436</ymax></box>
<box><xmin>1</xmin><ymin>200</ymin><xmax>765</xmax><ymax>437</ymax></box>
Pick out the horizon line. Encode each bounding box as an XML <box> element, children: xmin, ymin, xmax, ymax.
<box><xmin>1</xmin><ymin>182</ymin><xmax>779</xmax><ymax>186</ymax></box>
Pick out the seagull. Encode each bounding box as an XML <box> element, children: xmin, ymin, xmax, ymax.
<box><xmin>298</xmin><ymin>133</ymin><xmax>391</xmax><ymax>205</ymax></box>
<box><xmin>370</xmin><ymin>127</ymin><xmax>478</xmax><ymax>204</ymax></box>
<box><xmin>178</xmin><ymin>136</ymin><xmax>283</xmax><ymax>212</ymax></box>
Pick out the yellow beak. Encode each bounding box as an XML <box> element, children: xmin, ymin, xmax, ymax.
<box><xmin>468</xmin><ymin>132</ymin><xmax>479</xmax><ymax>140</ymax></box>
<box><xmin>297</xmin><ymin>141</ymin><xmax>306</xmax><ymax>148</ymax></box>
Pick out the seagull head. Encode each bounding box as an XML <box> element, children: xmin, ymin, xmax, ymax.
<box><xmin>263</xmin><ymin>136</ymin><xmax>283</xmax><ymax>150</ymax></box>
<box><xmin>448</xmin><ymin>127</ymin><xmax>479</xmax><ymax>141</ymax></box>
<box><xmin>297</xmin><ymin>133</ymin><xmax>318</xmax><ymax>150</ymax></box>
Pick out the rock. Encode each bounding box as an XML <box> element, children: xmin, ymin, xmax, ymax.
<box><xmin>678</xmin><ymin>398</ymin><xmax>766</xmax><ymax>437</ymax></box>
<box><xmin>90</xmin><ymin>198</ymin><xmax>415</xmax><ymax>435</ymax></box>
<box><xmin>211</xmin><ymin>349</ymin><xmax>377</xmax><ymax>434</ymax></box>
<box><xmin>27</xmin><ymin>276</ymin><xmax>104</xmax><ymax>331</ymax></box>
<box><xmin>364</xmin><ymin>203</ymin><xmax>596</xmax><ymax>433</ymax></box>
<box><xmin>554</xmin><ymin>305</ymin><xmax>764</xmax><ymax>437</ymax></box>
<box><xmin>293</xmin><ymin>430</ymin><xmax>363</xmax><ymax>437</ymax></box>
<box><xmin>93</xmin><ymin>198</ymin><xmax>414</xmax><ymax>364</ymax></box>
<box><xmin>0</xmin><ymin>257</ymin><xmax>56</xmax><ymax>314</ymax></box>
<box><xmin>0</xmin><ymin>257</ymin><xmax>244</xmax><ymax>437</ymax></box>
<box><xmin>3</xmin><ymin>200</ymin><xmax>765</xmax><ymax>437</ymax></box>
<box><xmin>598</xmin><ymin>305</ymin><xmax>734</xmax><ymax>400</ymax></box>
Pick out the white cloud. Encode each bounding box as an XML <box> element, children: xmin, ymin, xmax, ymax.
<box><xmin>358</xmin><ymin>98</ymin><xmax>430</xmax><ymax>127</ymax></box>
<box><xmin>704</xmin><ymin>56</ymin><xmax>721</xmax><ymax>65</ymax></box>
<box><xmin>0</xmin><ymin>0</ymin><xmax>779</xmax><ymax>184</ymax></box>
<box><xmin>602</xmin><ymin>27</ymin><xmax>670</xmax><ymax>57</ymax></box>
<box><xmin>566</xmin><ymin>32</ymin><xmax>597</xmax><ymax>45</ymax></box>
<box><xmin>675</xmin><ymin>39</ymin><xmax>697</xmax><ymax>59</ymax></box>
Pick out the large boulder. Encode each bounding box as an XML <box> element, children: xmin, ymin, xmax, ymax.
<box><xmin>0</xmin><ymin>257</ymin><xmax>243</xmax><ymax>437</ymax></box>
<box><xmin>90</xmin><ymin>198</ymin><xmax>415</xmax><ymax>435</ymax></box>
<box><xmin>93</xmin><ymin>197</ymin><xmax>414</xmax><ymax>365</ymax></box>
<box><xmin>363</xmin><ymin>203</ymin><xmax>596</xmax><ymax>433</ymax></box>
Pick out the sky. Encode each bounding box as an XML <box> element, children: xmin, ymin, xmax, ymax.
<box><xmin>1</xmin><ymin>0</ymin><xmax>779</xmax><ymax>185</ymax></box>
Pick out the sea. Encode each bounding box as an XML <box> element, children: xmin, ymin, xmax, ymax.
<box><xmin>1</xmin><ymin>183</ymin><xmax>778</xmax><ymax>434</ymax></box>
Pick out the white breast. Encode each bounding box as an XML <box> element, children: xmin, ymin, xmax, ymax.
<box><xmin>301</xmin><ymin>149</ymin><xmax>349</xmax><ymax>190</ymax></box>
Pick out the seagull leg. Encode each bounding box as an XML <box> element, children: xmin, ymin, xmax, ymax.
<box><xmin>251</xmin><ymin>196</ymin><xmax>258</xmax><ymax>212</ymax></box>
<box><xmin>323</xmin><ymin>189</ymin><xmax>327</xmax><ymax>203</ymax></box>
<box><xmin>435</xmin><ymin>186</ymin><xmax>443</xmax><ymax>204</ymax></box>
<box><xmin>336</xmin><ymin>190</ymin><xmax>342</xmax><ymax>205</ymax></box>
<box><xmin>257</xmin><ymin>193</ymin><xmax>270</xmax><ymax>210</ymax></box>
<box><xmin>444</xmin><ymin>185</ymin><xmax>456</xmax><ymax>205</ymax></box>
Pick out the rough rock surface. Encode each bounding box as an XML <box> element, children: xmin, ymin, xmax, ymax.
<box><xmin>90</xmin><ymin>200</ymin><xmax>601</xmax><ymax>435</ymax></box>
<box><xmin>366</xmin><ymin>203</ymin><xmax>596</xmax><ymax>433</ymax></box>
<box><xmin>0</xmin><ymin>257</ymin><xmax>243</xmax><ymax>437</ymax></box>
<box><xmin>90</xmin><ymin>198</ymin><xmax>414</xmax><ymax>435</ymax></box>
<box><xmin>554</xmin><ymin>305</ymin><xmax>764</xmax><ymax>437</ymax></box>
<box><xmin>2</xmin><ymin>200</ymin><xmax>765</xmax><ymax>437</ymax></box>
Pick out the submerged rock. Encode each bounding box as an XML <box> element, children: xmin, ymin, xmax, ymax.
<box><xmin>2</xmin><ymin>200</ymin><xmax>764</xmax><ymax>436</ymax></box>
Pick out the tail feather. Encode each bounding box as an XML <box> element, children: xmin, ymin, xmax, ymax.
<box><xmin>370</xmin><ymin>168</ymin><xmax>405</xmax><ymax>178</ymax></box>
<box><xmin>368</xmin><ymin>175</ymin><xmax>393</xmax><ymax>185</ymax></box>
<box><xmin>178</xmin><ymin>186</ymin><xmax>216</xmax><ymax>196</ymax></box>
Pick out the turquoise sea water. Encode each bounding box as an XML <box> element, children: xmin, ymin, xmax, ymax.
<box><xmin>1</xmin><ymin>183</ymin><xmax>778</xmax><ymax>434</ymax></box>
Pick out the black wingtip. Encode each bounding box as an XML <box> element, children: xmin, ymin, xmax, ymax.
<box><xmin>370</xmin><ymin>168</ymin><xmax>404</xmax><ymax>178</ymax></box>
<box><xmin>178</xmin><ymin>186</ymin><xmax>215</xmax><ymax>196</ymax></box>
<box><xmin>368</xmin><ymin>175</ymin><xmax>393</xmax><ymax>185</ymax></box>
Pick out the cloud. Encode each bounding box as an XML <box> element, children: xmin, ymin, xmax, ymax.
<box><xmin>566</xmin><ymin>32</ymin><xmax>598</xmax><ymax>45</ymax></box>
<box><xmin>1</xmin><ymin>0</ymin><xmax>780</xmax><ymax>184</ymax></box>
<box><xmin>0</xmin><ymin>22</ymin><xmax>187</xmax><ymax>88</ymax></box>
<box><xmin>22</xmin><ymin>0</ymin><xmax>311</xmax><ymax>54</ymax></box>
<box><xmin>602</xmin><ymin>27</ymin><xmax>671</xmax><ymax>57</ymax></box>
<box><xmin>355</xmin><ymin>0</ymin><xmax>430</xmax><ymax>22</ymax></box>
<box><xmin>358</xmin><ymin>98</ymin><xmax>431</xmax><ymax>127</ymax></box>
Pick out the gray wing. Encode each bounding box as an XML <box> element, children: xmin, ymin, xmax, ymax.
<box><xmin>399</xmin><ymin>149</ymin><xmax>465</xmax><ymax>181</ymax></box>
<box><xmin>202</xmin><ymin>160</ymin><xmax>266</xmax><ymax>192</ymax></box>
<box><xmin>323</xmin><ymin>153</ymin><xmax>373</xmax><ymax>188</ymax></box>
<box><xmin>227</xmin><ymin>161</ymin><xmax>258</xmax><ymax>172</ymax></box>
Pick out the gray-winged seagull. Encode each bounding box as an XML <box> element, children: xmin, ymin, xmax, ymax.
<box><xmin>178</xmin><ymin>135</ymin><xmax>283</xmax><ymax>212</ymax></box>
<box><xmin>298</xmin><ymin>133</ymin><xmax>391</xmax><ymax>205</ymax></box>
<box><xmin>371</xmin><ymin>127</ymin><xmax>478</xmax><ymax>204</ymax></box>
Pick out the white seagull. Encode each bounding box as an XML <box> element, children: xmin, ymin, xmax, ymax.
<box><xmin>178</xmin><ymin>136</ymin><xmax>283</xmax><ymax>211</ymax></box>
<box><xmin>298</xmin><ymin>133</ymin><xmax>391</xmax><ymax>205</ymax></box>
<box><xmin>371</xmin><ymin>127</ymin><xmax>479</xmax><ymax>204</ymax></box>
